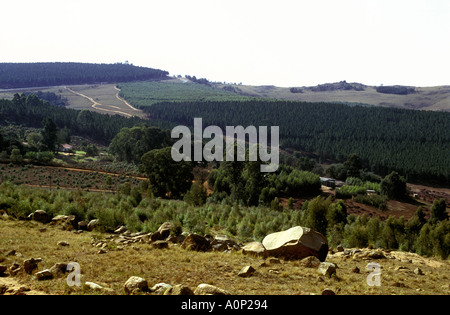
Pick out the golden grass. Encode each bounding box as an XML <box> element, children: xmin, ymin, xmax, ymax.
<box><xmin>1</xmin><ymin>217</ymin><xmax>449</xmax><ymax>295</ymax></box>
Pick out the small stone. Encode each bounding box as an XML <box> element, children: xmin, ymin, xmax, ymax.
<box><xmin>151</xmin><ymin>283</ymin><xmax>173</xmax><ymax>295</ymax></box>
<box><xmin>57</xmin><ymin>241</ymin><xmax>69</xmax><ymax>247</ymax></box>
<box><xmin>85</xmin><ymin>282</ymin><xmax>103</xmax><ymax>291</ymax></box>
<box><xmin>352</xmin><ymin>266</ymin><xmax>360</xmax><ymax>273</ymax></box>
<box><xmin>299</xmin><ymin>256</ymin><xmax>321</xmax><ymax>268</ymax></box>
<box><xmin>238</xmin><ymin>265</ymin><xmax>256</xmax><ymax>277</ymax></box>
<box><xmin>194</xmin><ymin>284</ymin><xmax>230</xmax><ymax>295</ymax></box>
<box><xmin>414</xmin><ymin>267</ymin><xmax>424</xmax><ymax>275</ymax></box>
<box><xmin>318</xmin><ymin>262</ymin><xmax>336</xmax><ymax>277</ymax></box>
<box><xmin>321</xmin><ymin>289</ymin><xmax>336</xmax><ymax>295</ymax></box>
<box><xmin>49</xmin><ymin>263</ymin><xmax>68</xmax><ymax>277</ymax></box>
<box><xmin>23</xmin><ymin>258</ymin><xmax>39</xmax><ymax>274</ymax></box>
<box><xmin>151</xmin><ymin>240</ymin><xmax>169</xmax><ymax>249</ymax></box>
<box><xmin>87</xmin><ymin>219</ymin><xmax>99</xmax><ymax>232</ymax></box>
<box><xmin>124</xmin><ymin>276</ymin><xmax>148</xmax><ymax>295</ymax></box>
<box><xmin>35</xmin><ymin>269</ymin><xmax>53</xmax><ymax>281</ymax></box>
<box><xmin>0</xmin><ymin>265</ymin><xmax>8</xmax><ymax>274</ymax></box>
<box><xmin>164</xmin><ymin>284</ymin><xmax>194</xmax><ymax>295</ymax></box>
<box><xmin>114</xmin><ymin>226</ymin><xmax>128</xmax><ymax>234</ymax></box>
<box><xmin>268</xmin><ymin>258</ymin><xmax>281</xmax><ymax>264</ymax></box>
<box><xmin>77</xmin><ymin>221</ymin><xmax>88</xmax><ymax>231</ymax></box>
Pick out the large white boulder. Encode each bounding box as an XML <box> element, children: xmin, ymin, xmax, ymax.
<box><xmin>262</xmin><ymin>226</ymin><xmax>328</xmax><ymax>261</ymax></box>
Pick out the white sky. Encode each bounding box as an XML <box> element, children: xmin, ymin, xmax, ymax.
<box><xmin>1</xmin><ymin>0</ymin><xmax>449</xmax><ymax>87</ymax></box>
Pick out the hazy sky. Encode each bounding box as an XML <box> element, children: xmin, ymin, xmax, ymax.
<box><xmin>1</xmin><ymin>0</ymin><xmax>449</xmax><ymax>87</ymax></box>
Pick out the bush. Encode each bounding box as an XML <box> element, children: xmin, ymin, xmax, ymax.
<box><xmin>380</xmin><ymin>171</ymin><xmax>407</xmax><ymax>200</ymax></box>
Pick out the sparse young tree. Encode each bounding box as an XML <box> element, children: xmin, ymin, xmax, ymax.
<box><xmin>429</xmin><ymin>199</ymin><xmax>448</xmax><ymax>224</ymax></box>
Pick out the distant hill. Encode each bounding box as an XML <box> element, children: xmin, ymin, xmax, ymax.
<box><xmin>0</xmin><ymin>62</ymin><xmax>169</xmax><ymax>89</ymax></box>
<box><xmin>220</xmin><ymin>81</ymin><xmax>450</xmax><ymax>112</ymax></box>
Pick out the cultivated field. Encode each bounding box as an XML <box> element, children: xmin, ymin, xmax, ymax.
<box><xmin>0</xmin><ymin>84</ymin><xmax>145</xmax><ymax>118</ymax></box>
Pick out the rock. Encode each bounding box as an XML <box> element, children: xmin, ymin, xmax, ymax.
<box><xmin>114</xmin><ymin>226</ymin><xmax>128</xmax><ymax>234</ymax></box>
<box><xmin>318</xmin><ymin>262</ymin><xmax>337</xmax><ymax>277</ymax></box>
<box><xmin>124</xmin><ymin>276</ymin><xmax>148</xmax><ymax>295</ymax></box>
<box><xmin>211</xmin><ymin>235</ymin><xmax>238</xmax><ymax>252</ymax></box>
<box><xmin>298</xmin><ymin>256</ymin><xmax>321</xmax><ymax>268</ymax></box>
<box><xmin>85</xmin><ymin>282</ymin><xmax>103</xmax><ymax>291</ymax></box>
<box><xmin>181</xmin><ymin>233</ymin><xmax>211</xmax><ymax>252</ymax></box>
<box><xmin>23</xmin><ymin>258</ymin><xmax>39</xmax><ymax>274</ymax></box>
<box><xmin>5</xmin><ymin>249</ymin><xmax>16</xmax><ymax>256</ymax></box>
<box><xmin>321</xmin><ymin>289</ymin><xmax>336</xmax><ymax>295</ymax></box>
<box><xmin>268</xmin><ymin>258</ymin><xmax>281</xmax><ymax>264</ymax></box>
<box><xmin>9</xmin><ymin>263</ymin><xmax>22</xmax><ymax>276</ymax></box>
<box><xmin>87</xmin><ymin>219</ymin><xmax>99</xmax><ymax>232</ymax></box>
<box><xmin>51</xmin><ymin>214</ymin><xmax>76</xmax><ymax>229</ymax></box>
<box><xmin>97</xmin><ymin>248</ymin><xmax>107</xmax><ymax>254</ymax></box>
<box><xmin>367</xmin><ymin>250</ymin><xmax>386</xmax><ymax>259</ymax></box>
<box><xmin>414</xmin><ymin>267</ymin><xmax>424</xmax><ymax>275</ymax></box>
<box><xmin>164</xmin><ymin>284</ymin><xmax>194</xmax><ymax>295</ymax></box>
<box><xmin>151</xmin><ymin>283</ymin><xmax>173</xmax><ymax>295</ymax></box>
<box><xmin>238</xmin><ymin>265</ymin><xmax>256</xmax><ymax>277</ymax></box>
<box><xmin>35</xmin><ymin>269</ymin><xmax>53</xmax><ymax>281</ymax></box>
<box><xmin>336</xmin><ymin>245</ymin><xmax>344</xmax><ymax>252</ymax></box>
<box><xmin>150</xmin><ymin>222</ymin><xmax>174</xmax><ymax>242</ymax></box>
<box><xmin>30</xmin><ymin>210</ymin><xmax>51</xmax><ymax>224</ymax></box>
<box><xmin>395</xmin><ymin>266</ymin><xmax>409</xmax><ymax>271</ymax></box>
<box><xmin>49</xmin><ymin>263</ymin><xmax>68</xmax><ymax>277</ymax></box>
<box><xmin>0</xmin><ymin>265</ymin><xmax>7</xmax><ymax>275</ymax></box>
<box><xmin>242</xmin><ymin>242</ymin><xmax>267</xmax><ymax>258</ymax></box>
<box><xmin>57</xmin><ymin>241</ymin><xmax>69</xmax><ymax>247</ymax></box>
<box><xmin>77</xmin><ymin>221</ymin><xmax>88</xmax><ymax>231</ymax></box>
<box><xmin>352</xmin><ymin>266</ymin><xmax>360</xmax><ymax>273</ymax></box>
<box><xmin>194</xmin><ymin>284</ymin><xmax>231</xmax><ymax>295</ymax></box>
<box><xmin>151</xmin><ymin>240</ymin><xmax>169</xmax><ymax>249</ymax></box>
<box><xmin>262</xmin><ymin>226</ymin><xmax>328</xmax><ymax>261</ymax></box>
<box><xmin>167</xmin><ymin>234</ymin><xmax>186</xmax><ymax>244</ymax></box>
<box><xmin>52</xmin><ymin>215</ymin><xmax>68</xmax><ymax>222</ymax></box>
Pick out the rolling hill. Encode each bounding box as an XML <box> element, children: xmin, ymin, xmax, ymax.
<box><xmin>218</xmin><ymin>81</ymin><xmax>450</xmax><ymax>112</ymax></box>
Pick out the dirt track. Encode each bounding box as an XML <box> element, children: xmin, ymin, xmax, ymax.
<box><xmin>65</xmin><ymin>86</ymin><xmax>138</xmax><ymax>117</ymax></box>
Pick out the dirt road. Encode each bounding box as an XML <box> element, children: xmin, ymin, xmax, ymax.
<box><xmin>65</xmin><ymin>87</ymin><xmax>136</xmax><ymax>117</ymax></box>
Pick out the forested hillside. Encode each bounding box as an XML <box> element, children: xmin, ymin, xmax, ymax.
<box><xmin>0</xmin><ymin>94</ymin><xmax>163</xmax><ymax>144</ymax></box>
<box><xmin>146</xmin><ymin>100</ymin><xmax>450</xmax><ymax>185</ymax></box>
<box><xmin>0</xmin><ymin>62</ymin><xmax>169</xmax><ymax>89</ymax></box>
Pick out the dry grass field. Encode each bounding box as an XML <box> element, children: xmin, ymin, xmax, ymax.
<box><xmin>1</xmin><ymin>217</ymin><xmax>449</xmax><ymax>295</ymax></box>
<box><xmin>225</xmin><ymin>84</ymin><xmax>450</xmax><ymax>111</ymax></box>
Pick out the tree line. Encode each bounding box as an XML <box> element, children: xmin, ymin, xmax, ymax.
<box><xmin>0</xmin><ymin>94</ymin><xmax>160</xmax><ymax>145</ymax></box>
<box><xmin>146</xmin><ymin>99</ymin><xmax>450</xmax><ymax>185</ymax></box>
<box><xmin>0</xmin><ymin>62</ymin><xmax>169</xmax><ymax>89</ymax></box>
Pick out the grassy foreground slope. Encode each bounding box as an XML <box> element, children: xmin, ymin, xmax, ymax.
<box><xmin>1</xmin><ymin>209</ymin><xmax>449</xmax><ymax>295</ymax></box>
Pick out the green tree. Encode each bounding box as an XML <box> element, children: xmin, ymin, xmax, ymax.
<box><xmin>10</xmin><ymin>148</ymin><xmax>23</xmax><ymax>163</ymax></box>
<box><xmin>140</xmin><ymin>147</ymin><xmax>193</xmax><ymax>198</ymax></box>
<box><xmin>380</xmin><ymin>171</ymin><xmax>407</xmax><ymax>200</ymax></box>
<box><xmin>41</xmin><ymin>118</ymin><xmax>58</xmax><ymax>152</ymax></box>
<box><xmin>429</xmin><ymin>199</ymin><xmax>448</xmax><ymax>224</ymax></box>
<box><xmin>344</xmin><ymin>153</ymin><xmax>362</xmax><ymax>178</ymax></box>
<box><xmin>303</xmin><ymin>196</ymin><xmax>331</xmax><ymax>235</ymax></box>
<box><xmin>184</xmin><ymin>182</ymin><xmax>207</xmax><ymax>206</ymax></box>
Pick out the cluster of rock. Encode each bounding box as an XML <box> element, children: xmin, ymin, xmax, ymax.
<box><xmin>90</xmin><ymin>222</ymin><xmax>243</xmax><ymax>254</ymax></box>
<box><xmin>28</xmin><ymin>209</ymin><xmax>99</xmax><ymax>232</ymax></box>
<box><xmin>0</xmin><ymin>256</ymin><xmax>72</xmax><ymax>282</ymax></box>
<box><xmin>26</xmin><ymin>210</ymin><xmax>331</xmax><ymax>263</ymax></box>
<box><xmin>123</xmin><ymin>277</ymin><xmax>230</xmax><ymax>295</ymax></box>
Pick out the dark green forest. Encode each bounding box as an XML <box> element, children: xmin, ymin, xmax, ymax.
<box><xmin>145</xmin><ymin>100</ymin><xmax>450</xmax><ymax>185</ymax></box>
<box><xmin>0</xmin><ymin>62</ymin><xmax>169</xmax><ymax>89</ymax></box>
